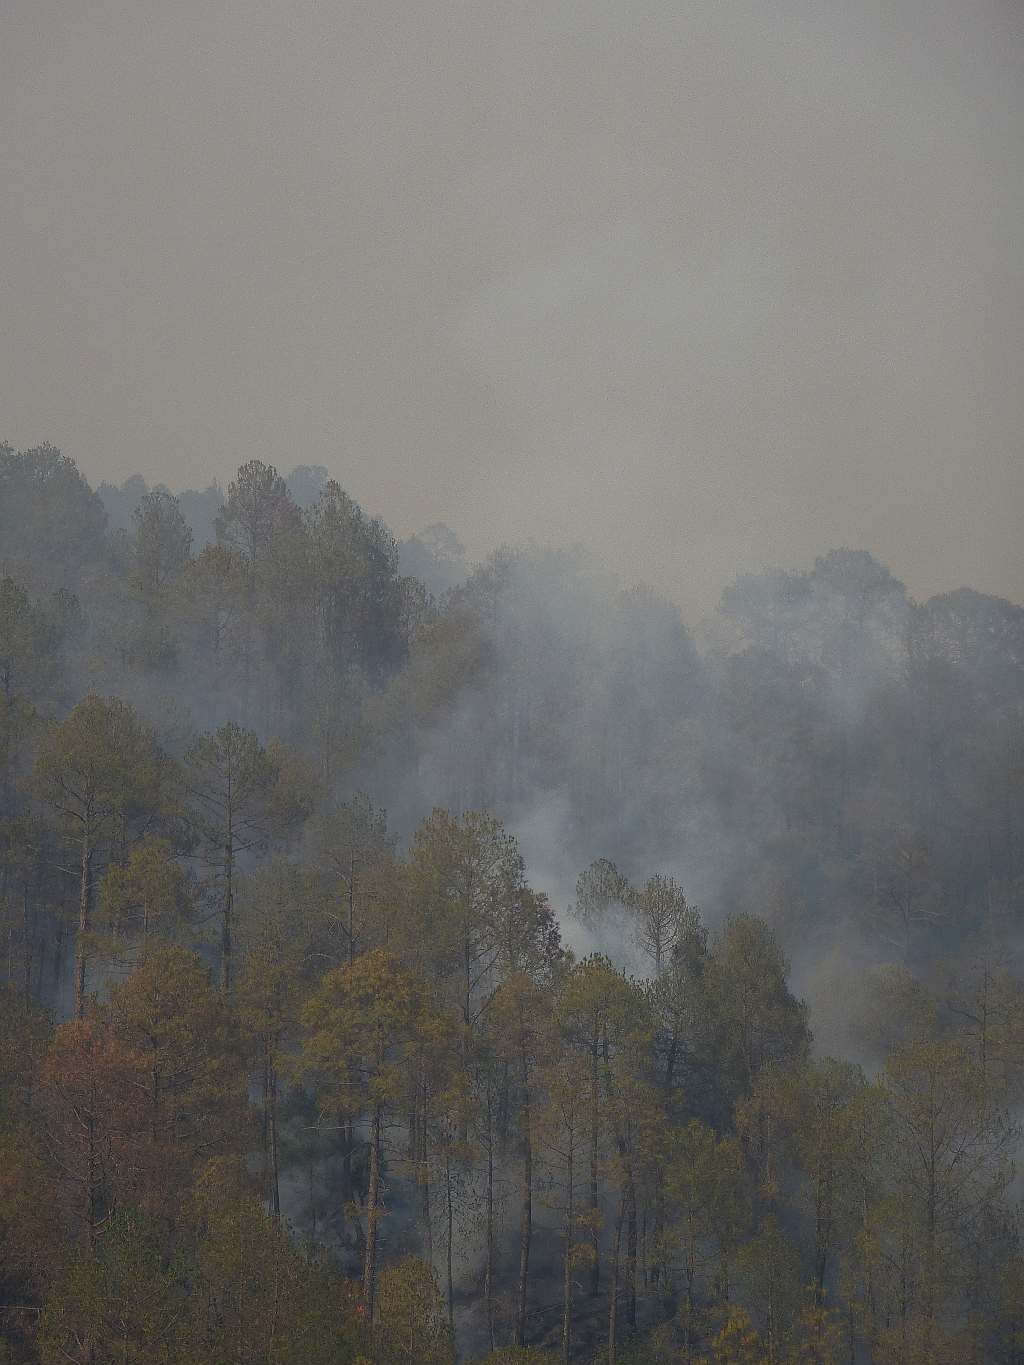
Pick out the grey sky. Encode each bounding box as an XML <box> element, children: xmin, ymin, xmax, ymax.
<box><xmin>2</xmin><ymin>0</ymin><xmax>1021</xmax><ymax>618</ymax></box>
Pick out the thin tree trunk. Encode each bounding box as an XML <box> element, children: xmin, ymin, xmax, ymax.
<box><xmin>652</xmin><ymin>1025</ymin><xmax>679</xmax><ymax>1298</ymax></box>
<box><xmin>627</xmin><ymin>1176</ymin><xmax>638</xmax><ymax>1331</ymax></box>
<box><xmin>219</xmin><ymin>834</ymin><xmax>233</xmax><ymax>994</ymax></box>
<box><xmin>342</xmin><ymin>1116</ymin><xmax>354</xmax><ymax>1207</ymax></box>
<box><xmin>269</xmin><ymin>1059</ymin><xmax>281</xmax><ymax>1218</ymax></box>
<box><xmin>608</xmin><ymin>1189</ymin><xmax>626</xmax><ymax>1365</ymax></box>
<box><xmin>75</xmin><ymin>821</ymin><xmax>93</xmax><ymax>1019</ymax></box>
<box><xmin>308</xmin><ymin>1157</ymin><xmax>318</xmax><ymax>1238</ymax></box>
<box><xmin>150</xmin><ymin>1065</ymin><xmax>161</xmax><ymax>1146</ymax></box>
<box><xmin>563</xmin><ymin>1135</ymin><xmax>574</xmax><ymax>1364</ymax></box>
<box><xmin>485</xmin><ymin>1081</ymin><xmax>495</xmax><ymax>1350</ymax></box>
<box><xmin>260</xmin><ymin>1052</ymin><xmax>270</xmax><ymax>1152</ymax></box>
<box><xmin>87</xmin><ymin>1104</ymin><xmax>98</xmax><ymax>1249</ymax></box>
<box><xmin>814</xmin><ymin>1177</ymin><xmax>830</xmax><ymax>1303</ymax></box>
<box><xmin>347</xmin><ymin>852</ymin><xmax>356</xmax><ymax>966</ymax></box>
<box><xmin>363</xmin><ymin>1101</ymin><xmax>383</xmax><ymax>1320</ymax></box>
<box><xmin>685</xmin><ymin>1222</ymin><xmax>697</xmax><ymax>1356</ymax></box>
<box><xmin>266</xmin><ymin>1261</ymin><xmax>282</xmax><ymax>1361</ymax></box>
<box><xmin>516</xmin><ymin>1043</ymin><xmax>533</xmax><ymax>1346</ymax></box>
<box><xmin>421</xmin><ymin>1097</ymin><xmax>433</xmax><ymax>1265</ymax></box>
<box><xmin>445</xmin><ymin>1138</ymin><xmax>455</xmax><ymax>1339</ymax></box>
<box><xmin>22</xmin><ymin>884</ymin><xmax>32</xmax><ymax>1002</ymax></box>
<box><xmin>590</xmin><ymin>1027</ymin><xmax>601</xmax><ymax>1297</ymax></box>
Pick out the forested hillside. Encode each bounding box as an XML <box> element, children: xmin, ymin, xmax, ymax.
<box><xmin>2</xmin><ymin>442</ymin><xmax>1024</xmax><ymax>1363</ymax></box>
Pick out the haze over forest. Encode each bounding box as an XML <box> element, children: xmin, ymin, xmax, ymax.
<box><xmin>2</xmin><ymin>2</ymin><xmax>1023</xmax><ymax>1363</ymax></box>
<box><xmin>3</xmin><ymin>0</ymin><xmax>1023</xmax><ymax>615</ymax></box>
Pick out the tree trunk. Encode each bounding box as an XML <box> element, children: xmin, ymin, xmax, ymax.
<box><xmin>627</xmin><ymin>1176</ymin><xmax>638</xmax><ymax>1331</ymax></box>
<box><xmin>22</xmin><ymin>884</ymin><xmax>33</xmax><ymax>1002</ymax></box>
<box><xmin>608</xmin><ymin>1189</ymin><xmax>626</xmax><ymax>1365</ymax></box>
<box><xmin>814</xmin><ymin>1173</ymin><xmax>830</xmax><ymax>1303</ymax></box>
<box><xmin>485</xmin><ymin>1082</ymin><xmax>495</xmax><ymax>1350</ymax></box>
<box><xmin>219</xmin><ymin>836</ymin><xmax>233</xmax><ymax>994</ymax></box>
<box><xmin>445</xmin><ymin>1139</ymin><xmax>455</xmax><ymax>1339</ymax></box>
<box><xmin>268</xmin><ymin>1059</ymin><xmax>281</xmax><ymax>1218</ymax></box>
<box><xmin>347</xmin><ymin>852</ymin><xmax>356</xmax><ymax>966</ymax></box>
<box><xmin>74</xmin><ymin>821</ymin><xmax>93</xmax><ymax>1019</ymax></box>
<box><xmin>86</xmin><ymin>1104</ymin><xmax>98</xmax><ymax>1249</ymax></box>
<box><xmin>590</xmin><ymin>1027</ymin><xmax>601</xmax><ymax>1297</ymax></box>
<box><xmin>342</xmin><ymin>1116</ymin><xmax>354</xmax><ymax>1208</ymax></box>
<box><xmin>516</xmin><ymin>1048</ymin><xmax>533</xmax><ymax>1346</ymax></box>
<box><xmin>685</xmin><ymin>1222</ymin><xmax>697</xmax><ymax>1356</ymax></box>
<box><xmin>563</xmin><ymin>1137</ymin><xmax>574</xmax><ymax>1364</ymax></box>
<box><xmin>421</xmin><ymin>1097</ymin><xmax>433</xmax><ymax>1265</ymax></box>
<box><xmin>363</xmin><ymin>1102</ymin><xmax>383</xmax><ymax>1320</ymax></box>
<box><xmin>653</xmin><ymin>1025</ymin><xmax>680</xmax><ymax>1296</ymax></box>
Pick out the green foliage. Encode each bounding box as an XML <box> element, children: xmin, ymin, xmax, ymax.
<box><xmin>301</xmin><ymin>949</ymin><xmax>453</xmax><ymax>1116</ymax></box>
<box><xmin>39</xmin><ymin>1206</ymin><xmax>189</xmax><ymax>1364</ymax></box>
<box><xmin>190</xmin><ymin>1168</ymin><xmax>366</xmax><ymax>1364</ymax></box>
<box><xmin>705</xmin><ymin>915</ymin><xmax>810</xmax><ymax>1094</ymax></box>
<box><xmin>215</xmin><ymin>458</ymin><xmax>301</xmax><ymax>568</ymax></box>
<box><xmin>106</xmin><ymin>947</ymin><xmax>248</xmax><ymax>1197</ymax></box>
<box><xmin>98</xmin><ymin>836</ymin><xmax>192</xmax><ymax>949</ymax></box>
<box><xmin>185</xmin><ymin>721</ymin><xmax>313</xmax><ymax>990</ymax></box>
<box><xmin>35</xmin><ymin>694</ymin><xmax>169</xmax><ymax>838</ymax></box>
<box><xmin>0</xmin><ymin>443</ymin><xmax>107</xmax><ymax>582</ymax></box>
<box><xmin>38</xmin><ymin>1190</ymin><xmax>367</xmax><ymax>1365</ymax></box>
<box><xmin>178</xmin><ymin>542</ymin><xmax>249</xmax><ymax>660</ymax></box>
<box><xmin>130</xmin><ymin>487</ymin><xmax>193</xmax><ymax>601</ymax></box>
<box><xmin>374</xmin><ymin>1257</ymin><xmax>453</xmax><ymax>1364</ymax></box>
<box><xmin>309</xmin><ymin>793</ymin><xmax>396</xmax><ymax>964</ymax></box>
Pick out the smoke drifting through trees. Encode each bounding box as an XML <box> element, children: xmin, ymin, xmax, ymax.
<box><xmin>1</xmin><ymin>441</ymin><xmax>1023</xmax><ymax>1362</ymax></box>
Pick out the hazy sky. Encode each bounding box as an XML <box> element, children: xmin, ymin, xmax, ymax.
<box><xmin>2</xmin><ymin>0</ymin><xmax>1021</xmax><ymax>617</ymax></box>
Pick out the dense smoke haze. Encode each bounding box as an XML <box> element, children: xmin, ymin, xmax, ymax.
<box><xmin>2</xmin><ymin>0</ymin><xmax>1023</xmax><ymax>615</ymax></box>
